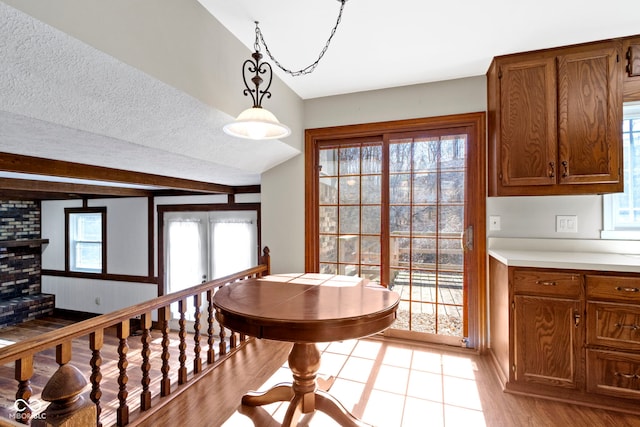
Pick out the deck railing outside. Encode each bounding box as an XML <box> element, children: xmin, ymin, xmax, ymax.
<box><xmin>0</xmin><ymin>247</ymin><xmax>270</xmax><ymax>426</ymax></box>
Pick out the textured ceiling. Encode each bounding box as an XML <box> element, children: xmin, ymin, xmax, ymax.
<box><xmin>0</xmin><ymin>3</ymin><xmax>300</xmax><ymax>187</ymax></box>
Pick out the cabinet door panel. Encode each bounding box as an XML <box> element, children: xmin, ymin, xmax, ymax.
<box><xmin>514</xmin><ymin>295</ymin><xmax>582</xmax><ymax>389</ymax></box>
<box><xmin>499</xmin><ymin>58</ymin><xmax>557</xmax><ymax>187</ymax></box>
<box><xmin>557</xmin><ymin>46</ymin><xmax>622</xmax><ymax>185</ymax></box>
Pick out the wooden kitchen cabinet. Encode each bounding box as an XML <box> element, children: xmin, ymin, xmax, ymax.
<box><xmin>512</xmin><ymin>269</ymin><xmax>584</xmax><ymax>389</ymax></box>
<box><xmin>487</xmin><ymin>40</ymin><xmax>623</xmax><ymax>196</ymax></box>
<box><xmin>489</xmin><ymin>257</ymin><xmax>640</xmax><ymax>414</ymax></box>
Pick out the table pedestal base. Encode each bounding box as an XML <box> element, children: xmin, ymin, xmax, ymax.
<box><xmin>241</xmin><ymin>343</ymin><xmax>370</xmax><ymax>427</ymax></box>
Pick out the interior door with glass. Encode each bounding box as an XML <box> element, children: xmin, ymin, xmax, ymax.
<box><xmin>164</xmin><ymin>210</ymin><xmax>258</xmax><ymax>322</ymax></box>
<box><xmin>165</xmin><ymin>212</ymin><xmax>208</xmax><ymax>321</ymax></box>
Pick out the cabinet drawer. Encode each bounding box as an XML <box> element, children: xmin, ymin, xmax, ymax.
<box><xmin>587</xmin><ymin>302</ymin><xmax>640</xmax><ymax>350</ymax></box>
<box><xmin>587</xmin><ymin>275</ymin><xmax>640</xmax><ymax>303</ymax></box>
<box><xmin>587</xmin><ymin>350</ymin><xmax>640</xmax><ymax>400</ymax></box>
<box><xmin>513</xmin><ymin>270</ymin><xmax>581</xmax><ymax>298</ymax></box>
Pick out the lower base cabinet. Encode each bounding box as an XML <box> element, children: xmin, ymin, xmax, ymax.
<box><xmin>489</xmin><ymin>257</ymin><xmax>640</xmax><ymax>414</ymax></box>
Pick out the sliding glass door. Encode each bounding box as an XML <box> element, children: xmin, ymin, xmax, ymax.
<box><xmin>307</xmin><ymin>114</ymin><xmax>485</xmax><ymax>347</ymax></box>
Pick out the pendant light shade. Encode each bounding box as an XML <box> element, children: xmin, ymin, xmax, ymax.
<box><xmin>223</xmin><ymin>107</ymin><xmax>291</xmax><ymax>140</ymax></box>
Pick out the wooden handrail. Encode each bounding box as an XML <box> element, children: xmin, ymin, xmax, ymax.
<box><xmin>0</xmin><ymin>247</ymin><xmax>271</xmax><ymax>426</ymax></box>
<box><xmin>0</xmin><ymin>264</ymin><xmax>267</xmax><ymax>365</ymax></box>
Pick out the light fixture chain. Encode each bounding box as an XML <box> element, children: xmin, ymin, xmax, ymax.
<box><xmin>255</xmin><ymin>0</ymin><xmax>347</xmax><ymax>77</ymax></box>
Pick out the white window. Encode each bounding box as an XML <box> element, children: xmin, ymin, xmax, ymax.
<box><xmin>67</xmin><ymin>209</ymin><xmax>105</xmax><ymax>273</ymax></box>
<box><xmin>602</xmin><ymin>101</ymin><xmax>640</xmax><ymax>239</ymax></box>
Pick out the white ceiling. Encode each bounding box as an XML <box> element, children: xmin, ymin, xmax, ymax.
<box><xmin>1</xmin><ymin>1</ymin><xmax>640</xmax><ymax>192</ymax></box>
<box><xmin>200</xmin><ymin>0</ymin><xmax>640</xmax><ymax>99</ymax></box>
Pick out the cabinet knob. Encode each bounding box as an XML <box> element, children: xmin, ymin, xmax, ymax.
<box><xmin>574</xmin><ymin>312</ymin><xmax>581</xmax><ymax>327</ymax></box>
<box><xmin>548</xmin><ymin>162</ymin><xmax>555</xmax><ymax>178</ymax></box>
<box><xmin>561</xmin><ymin>160</ymin><xmax>569</xmax><ymax>178</ymax></box>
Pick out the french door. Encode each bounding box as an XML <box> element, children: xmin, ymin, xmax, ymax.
<box><xmin>306</xmin><ymin>114</ymin><xmax>486</xmax><ymax>347</ymax></box>
<box><xmin>164</xmin><ymin>210</ymin><xmax>258</xmax><ymax>320</ymax></box>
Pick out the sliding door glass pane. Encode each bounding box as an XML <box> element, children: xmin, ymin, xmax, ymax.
<box><xmin>389</xmin><ymin>134</ymin><xmax>466</xmax><ymax>338</ymax></box>
<box><xmin>318</xmin><ymin>140</ymin><xmax>382</xmax><ymax>283</ymax></box>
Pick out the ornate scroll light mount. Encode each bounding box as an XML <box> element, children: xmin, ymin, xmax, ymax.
<box><xmin>223</xmin><ymin>1</ymin><xmax>348</xmax><ymax>140</ymax></box>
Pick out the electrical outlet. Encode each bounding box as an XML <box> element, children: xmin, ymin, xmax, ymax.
<box><xmin>489</xmin><ymin>215</ymin><xmax>501</xmax><ymax>231</ymax></box>
<box><xmin>556</xmin><ymin>215</ymin><xmax>578</xmax><ymax>233</ymax></box>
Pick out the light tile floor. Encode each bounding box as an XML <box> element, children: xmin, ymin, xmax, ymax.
<box><xmin>222</xmin><ymin>338</ymin><xmax>485</xmax><ymax>427</ymax></box>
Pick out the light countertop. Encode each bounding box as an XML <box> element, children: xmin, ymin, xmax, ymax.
<box><xmin>488</xmin><ymin>238</ymin><xmax>640</xmax><ymax>273</ymax></box>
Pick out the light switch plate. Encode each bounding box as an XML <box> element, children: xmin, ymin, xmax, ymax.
<box><xmin>556</xmin><ymin>215</ymin><xmax>578</xmax><ymax>233</ymax></box>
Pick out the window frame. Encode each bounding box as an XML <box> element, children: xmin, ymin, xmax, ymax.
<box><xmin>602</xmin><ymin>101</ymin><xmax>640</xmax><ymax>239</ymax></box>
<box><xmin>65</xmin><ymin>207</ymin><xmax>107</xmax><ymax>274</ymax></box>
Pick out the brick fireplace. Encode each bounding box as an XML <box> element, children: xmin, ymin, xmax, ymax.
<box><xmin>0</xmin><ymin>200</ymin><xmax>54</xmax><ymax>327</ymax></box>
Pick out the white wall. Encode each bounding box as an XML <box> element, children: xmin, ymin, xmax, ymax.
<box><xmin>41</xmin><ymin>198</ymin><xmax>153</xmax><ymax>313</ymax></box>
<box><xmin>42</xmin><ymin>276</ymin><xmax>157</xmax><ymax>314</ymax></box>
<box><xmin>487</xmin><ymin>195</ymin><xmax>603</xmax><ymax>239</ymax></box>
<box><xmin>42</xmin><ymin>198</ymin><xmax>149</xmax><ymax>274</ymax></box>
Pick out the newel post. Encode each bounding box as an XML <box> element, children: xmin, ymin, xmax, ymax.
<box><xmin>260</xmin><ymin>246</ymin><xmax>271</xmax><ymax>275</ymax></box>
<box><xmin>33</xmin><ymin>342</ymin><xmax>96</xmax><ymax>427</ymax></box>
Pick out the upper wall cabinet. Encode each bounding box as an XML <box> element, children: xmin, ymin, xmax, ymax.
<box><xmin>623</xmin><ymin>36</ymin><xmax>640</xmax><ymax>101</ymax></box>
<box><xmin>488</xmin><ymin>40</ymin><xmax>623</xmax><ymax>196</ymax></box>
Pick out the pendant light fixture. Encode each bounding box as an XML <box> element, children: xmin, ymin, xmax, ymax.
<box><xmin>223</xmin><ymin>1</ymin><xmax>348</xmax><ymax>140</ymax></box>
<box><xmin>223</xmin><ymin>41</ymin><xmax>291</xmax><ymax>140</ymax></box>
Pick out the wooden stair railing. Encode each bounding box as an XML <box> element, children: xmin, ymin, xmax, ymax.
<box><xmin>0</xmin><ymin>247</ymin><xmax>271</xmax><ymax>426</ymax></box>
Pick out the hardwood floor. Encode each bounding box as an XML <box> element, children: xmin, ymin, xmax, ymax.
<box><xmin>136</xmin><ymin>336</ymin><xmax>640</xmax><ymax>427</ymax></box>
<box><xmin>2</xmin><ymin>316</ymin><xmax>640</xmax><ymax>426</ymax></box>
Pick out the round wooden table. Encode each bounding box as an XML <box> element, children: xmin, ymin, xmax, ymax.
<box><xmin>213</xmin><ymin>273</ymin><xmax>399</xmax><ymax>427</ymax></box>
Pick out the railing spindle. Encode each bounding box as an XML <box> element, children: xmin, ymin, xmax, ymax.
<box><xmin>89</xmin><ymin>330</ymin><xmax>104</xmax><ymax>427</ymax></box>
<box><xmin>140</xmin><ymin>312</ymin><xmax>152</xmax><ymax>411</ymax></box>
<box><xmin>193</xmin><ymin>294</ymin><xmax>202</xmax><ymax>374</ymax></box>
<box><xmin>159</xmin><ymin>306</ymin><xmax>171</xmax><ymax>397</ymax></box>
<box><xmin>218</xmin><ymin>304</ymin><xmax>227</xmax><ymax>356</ymax></box>
<box><xmin>116</xmin><ymin>321</ymin><xmax>130</xmax><ymax>426</ymax></box>
<box><xmin>15</xmin><ymin>356</ymin><xmax>33</xmax><ymax>424</ymax></box>
<box><xmin>230</xmin><ymin>331</ymin><xmax>238</xmax><ymax>350</ymax></box>
<box><xmin>207</xmin><ymin>290</ymin><xmax>215</xmax><ymax>364</ymax></box>
<box><xmin>178</xmin><ymin>299</ymin><xmax>187</xmax><ymax>385</ymax></box>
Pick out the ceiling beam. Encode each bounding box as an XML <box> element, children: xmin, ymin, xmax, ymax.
<box><xmin>0</xmin><ymin>152</ymin><xmax>235</xmax><ymax>194</ymax></box>
<box><xmin>0</xmin><ymin>178</ymin><xmax>155</xmax><ymax>198</ymax></box>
